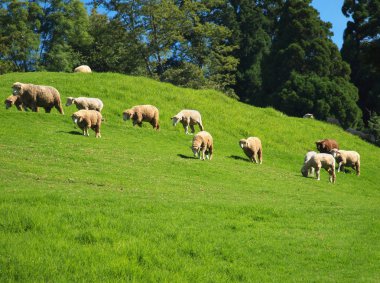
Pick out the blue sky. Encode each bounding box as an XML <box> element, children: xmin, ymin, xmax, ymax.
<box><xmin>311</xmin><ymin>0</ymin><xmax>347</xmax><ymax>48</ymax></box>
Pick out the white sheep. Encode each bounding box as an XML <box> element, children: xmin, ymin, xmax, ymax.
<box><xmin>303</xmin><ymin>113</ymin><xmax>314</xmax><ymax>119</ymax></box>
<box><xmin>71</xmin><ymin>110</ymin><xmax>102</xmax><ymax>138</ymax></box>
<box><xmin>303</xmin><ymin>151</ymin><xmax>317</xmax><ymax>175</ymax></box>
<box><xmin>171</xmin><ymin>109</ymin><xmax>204</xmax><ymax>134</ymax></box>
<box><xmin>301</xmin><ymin>153</ymin><xmax>336</xmax><ymax>183</ymax></box>
<box><xmin>74</xmin><ymin>65</ymin><xmax>92</xmax><ymax>73</ymax></box>
<box><xmin>66</xmin><ymin>97</ymin><xmax>104</xmax><ymax>112</ymax></box>
<box><xmin>239</xmin><ymin>137</ymin><xmax>263</xmax><ymax>164</ymax></box>
<box><xmin>191</xmin><ymin>131</ymin><xmax>213</xmax><ymax>160</ymax></box>
<box><xmin>330</xmin><ymin>148</ymin><xmax>360</xmax><ymax>176</ymax></box>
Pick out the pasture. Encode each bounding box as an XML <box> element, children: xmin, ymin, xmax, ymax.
<box><xmin>0</xmin><ymin>72</ymin><xmax>379</xmax><ymax>282</ymax></box>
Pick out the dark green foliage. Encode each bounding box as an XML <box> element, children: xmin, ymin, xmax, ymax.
<box><xmin>0</xmin><ymin>1</ymin><xmax>42</xmax><ymax>73</ymax></box>
<box><xmin>262</xmin><ymin>0</ymin><xmax>362</xmax><ymax>128</ymax></box>
<box><xmin>368</xmin><ymin>112</ymin><xmax>380</xmax><ymax>145</ymax></box>
<box><xmin>341</xmin><ymin>0</ymin><xmax>380</xmax><ymax>123</ymax></box>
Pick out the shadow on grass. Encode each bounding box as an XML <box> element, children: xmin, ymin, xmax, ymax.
<box><xmin>177</xmin><ymin>154</ymin><xmax>196</xmax><ymax>159</ymax></box>
<box><xmin>56</xmin><ymin>130</ymin><xmax>82</xmax><ymax>136</ymax></box>
<box><xmin>228</xmin><ymin>155</ymin><xmax>250</xmax><ymax>162</ymax></box>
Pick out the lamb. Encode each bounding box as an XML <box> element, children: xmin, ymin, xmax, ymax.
<box><xmin>303</xmin><ymin>151</ymin><xmax>317</xmax><ymax>175</ymax></box>
<box><xmin>123</xmin><ymin>105</ymin><xmax>159</xmax><ymax>130</ymax></box>
<box><xmin>12</xmin><ymin>82</ymin><xmax>64</xmax><ymax>114</ymax></box>
<box><xmin>239</xmin><ymin>137</ymin><xmax>263</xmax><ymax>164</ymax></box>
<box><xmin>301</xmin><ymin>153</ymin><xmax>336</xmax><ymax>183</ymax></box>
<box><xmin>71</xmin><ymin>110</ymin><xmax>102</xmax><ymax>138</ymax></box>
<box><xmin>66</xmin><ymin>97</ymin><xmax>104</xmax><ymax>112</ymax></box>
<box><xmin>330</xmin><ymin>148</ymin><xmax>360</xmax><ymax>176</ymax></box>
<box><xmin>191</xmin><ymin>131</ymin><xmax>213</xmax><ymax>160</ymax></box>
<box><xmin>4</xmin><ymin>95</ymin><xmax>24</xmax><ymax>111</ymax></box>
<box><xmin>171</xmin><ymin>109</ymin><xmax>204</xmax><ymax>134</ymax></box>
<box><xmin>74</xmin><ymin>65</ymin><xmax>92</xmax><ymax>73</ymax></box>
<box><xmin>316</xmin><ymin>139</ymin><xmax>339</xmax><ymax>153</ymax></box>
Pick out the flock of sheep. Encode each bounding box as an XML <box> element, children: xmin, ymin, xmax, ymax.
<box><xmin>5</xmin><ymin>81</ymin><xmax>360</xmax><ymax>183</ymax></box>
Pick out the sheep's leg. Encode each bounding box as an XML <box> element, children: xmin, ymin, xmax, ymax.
<box><xmin>338</xmin><ymin>162</ymin><xmax>343</xmax><ymax>172</ymax></box>
<box><xmin>257</xmin><ymin>149</ymin><xmax>263</xmax><ymax>164</ymax></box>
<box><xmin>201</xmin><ymin>148</ymin><xmax>206</xmax><ymax>160</ymax></box>
<box><xmin>45</xmin><ymin>107</ymin><xmax>52</xmax><ymax>113</ymax></box>
<box><xmin>190</xmin><ymin>125</ymin><xmax>195</xmax><ymax>134</ymax></box>
<box><xmin>316</xmin><ymin>167</ymin><xmax>321</xmax><ymax>180</ymax></box>
<box><xmin>198</xmin><ymin>121</ymin><xmax>204</xmax><ymax>131</ymax></box>
<box><xmin>209</xmin><ymin>145</ymin><xmax>213</xmax><ymax>160</ymax></box>
<box><xmin>55</xmin><ymin>104</ymin><xmax>64</xmax><ymax>114</ymax></box>
<box><xmin>356</xmin><ymin>163</ymin><xmax>360</xmax><ymax>176</ymax></box>
<box><xmin>183</xmin><ymin>124</ymin><xmax>188</xmax><ymax>134</ymax></box>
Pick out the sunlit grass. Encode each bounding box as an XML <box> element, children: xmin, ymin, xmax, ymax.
<box><xmin>0</xmin><ymin>72</ymin><xmax>379</xmax><ymax>282</ymax></box>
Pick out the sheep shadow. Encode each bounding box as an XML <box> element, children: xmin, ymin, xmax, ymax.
<box><xmin>177</xmin><ymin>154</ymin><xmax>197</xmax><ymax>159</ymax></box>
<box><xmin>228</xmin><ymin>155</ymin><xmax>250</xmax><ymax>162</ymax></box>
<box><xmin>56</xmin><ymin>130</ymin><xmax>82</xmax><ymax>136</ymax></box>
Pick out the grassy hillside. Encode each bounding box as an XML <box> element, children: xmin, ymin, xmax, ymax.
<box><xmin>0</xmin><ymin>72</ymin><xmax>379</xmax><ymax>282</ymax></box>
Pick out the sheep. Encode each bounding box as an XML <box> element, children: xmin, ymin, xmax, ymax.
<box><xmin>303</xmin><ymin>151</ymin><xmax>317</xmax><ymax>175</ymax></box>
<box><xmin>71</xmin><ymin>110</ymin><xmax>102</xmax><ymax>138</ymax></box>
<box><xmin>65</xmin><ymin>97</ymin><xmax>104</xmax><ymax>112</ymax></box>
<box><xmin>191</xmin><ymin>131</ymin><xmax>213</xmax><ymax>160</ymax></box>
<box><xmin>239</xmin><ymin>137</ymin><xmax>263</xmax><ymax>164</ymax></box>
<box><xmin>4</xmin><ymin>95</ymin><xmax>24</xmax><ymax>111</ymax></box>
<box><xmin>123</xmin><ymin>105</ymin><xmax>159</xmax><ymax>130</ymax></box>
<box><xmin>171</xmin><ymin>109</ymin><xmax>204</xmax><ymax>134</ymax></box>
<box><xmin>316</xmin><ymin>139</ymin><xmax>339</xmax><ymax>153</ymax></box>
<box><xmin>301</xmin><ymin>153</ymin><xmax>336</xmax><ymax>183</ymax></box>
<box><xmin>12</xmin><ymin>82</ymin><xmax>64</xmax><ymax>114</ymax></box>
<box><xmin>330</xmin><ymin>148</ymin><xmax>360</xmax><ymax>176</ymax></box>
<box><xmin>74</xmin><ymin>65</ymin><xmax>92</xmax><ymax>73</ymax></box>
<box><xmin>303</xmin><ymin>113</ymin><xmax>314</xmax><ymax>119</ymax></box>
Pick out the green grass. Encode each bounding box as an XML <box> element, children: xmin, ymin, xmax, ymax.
<box><xmin>0</xmin><ymin>72</ymin><xmax>379</xmax><ymax>282</ymax></box>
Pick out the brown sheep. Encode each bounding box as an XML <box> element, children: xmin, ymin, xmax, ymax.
<box><xmin>71</xmin><ymin>110</ymin><xmax>102</xmax><ymax>138</ymax></box>
<box><xmin>12</xmin><ymin>82</ymin><xmax>64</xmax><ymax>114</ymax></box>
<box><xmin>191</xmin><ymin>131</ymin><xmax>213</xmax><ymax>160</ymax></box>
<box><xmin>123</xmin><ymin>105</ymin><xmax>159</xmax><ymax>130</ymax></box>
<box><xmin>74</xmin><ymin>65</ymin><xmax>92</xmax><ymax>73</ymax></box>
<box><xmin>239</xmin><ymin>137</ymin><xmax>263</xmax><ymax>164</ymax></box>
<box><xmin>315</xmin><ymin>139</ymin><xmax>339</xmax><ymax>153</ymax></box>
<box><xmin>330</xmin><ymin>149</ymin><xmax>360</xmax><ymax>176</ymax></box>
<box><xmin>4</xmin><ymin>95</ymin><xmax>24</xmax><ymax>111</ymax></box>
<box><xmin>171</xmin><ymin>109</ymin><xmax>204</xmax><ymax>134</ymax></box>
<box><xmin>301</xmin><ymin>153</ymin><xmax>336</xmax><ymax>183</ymax></box>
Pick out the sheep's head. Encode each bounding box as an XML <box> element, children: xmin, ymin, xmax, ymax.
<box><xmin>171</xmin><ymin>115</ymin><xmax>181</xmax><ymax>126</ymax></box>
<box><xmin>315</xmin><ymin>140</ymin><xmax>325</xmax><ymax>152</ymax></box>
<box><xmin>191</xmin><ymin>145</ymin><xmax>200</xmax><ymax>158</ymax></box>
<box><xmin>330</xmin><ymin>148</ymin><xmax>340</xmax><ymax>158</ymax></box>
<box><xmin>71</xmin><ymin>113</ymin><xmax>82</xmax><ymax>124</ymax></box>
<box><xmin>301</xmin><ymin>166</ymin><xmax>309</xmax><ymax>177</ymax></box>
<box><xmin>239</xmin><ymin>139</ymin><xmax>249</xmax><ymax>149</ymax></box>
<box><xmin>65</xmin><ymin>97</ymin><xmax>75</xmax><ymax>106</ymax></box>
<box><xmin>4</xmin><ymin>96</ymin><xmax>15</xmax><ymax>109</ymax></box>
<box><xmin>123</xmin><ymin>109</ymin><xmax>133</xmax><ymax>121</ymax></box>
<box><xmin>12</xmin><ymin>82</ymin><xmax>23</xmax><ymax>96</ymax></box>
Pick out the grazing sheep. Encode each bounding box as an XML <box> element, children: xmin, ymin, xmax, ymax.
<box><xmin>303</xmin><ymin>151</ymin><xmax>317</xmax><ymax>175</ymax></box>
<box><xmin>301</xmin><ymin>153</ymin><xmax>336</xmax><ymax>183</ymax></box>
<box><xmin>66</xmin><ymin>97</ymin><xmax>104</xmax><ymax>112</ymax></box>
<box><xmin>303</xmin><ymin>113</ymin><xmax>314</xmax><ymax>119</ymax></box>
<box><xmin>316</xmin><ymin>139</ymin><xmax>339</xmax><ymax>153</ymax></box>
<box><xmin>171</xmin><ymin>109</ymin><xmax>204</xmax><ymax>134</ymax></box>
<box><xmin>192</xmin><ymin>131</ymin><xmax>213</xmax><ymax>160</ymax></box>
<box><xmin>123</xmin><ymin>105</ymin><xmax>159</xmax><ymax>130</ymax></box>
<box><xmin>330</xmin><ymin>148</ymin><xmax>360</xmax><ymax>176</ymax></box>
<box><xmin>71</xmin><ymin>110</ymin><xmax>102</xmax><ymax>138</ymax></box>
<box><xmin>239</xmin><ymin>137</ymin><xmax>263</xmax><ymax>164</ymax></box>
<box><xmin>4</xmin><ymin>95</ymin><xmax>24</xmax><ymax>111</ymax></box>
<box><xmin>74</xmin><ymin>65</ymin><xmax>92</xmax><ymax>73</ymax></box>
<box><xmin>12</xmin><ymin>82</ymin><xmax>64</xmax><ymax>114</ymax></box>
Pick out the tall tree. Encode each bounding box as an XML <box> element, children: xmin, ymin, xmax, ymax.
<box><xmin>0</xmin><ymin>1</ymin><xmax>42</xmax><ymax>73</ymax></box>
<box><xmin>262</xmin><ymin>0</ymin><xmax>362</xmax><ymax>128</ymax></box>
<box><xmin>38</xmin><ymin>0</ymin><xmax>92</xmax><ymax>72</ymax></box>
<box><xmin>341</xmin><ymin>0</ymin><xmax>380</xmax><ymax>124</ymax></box>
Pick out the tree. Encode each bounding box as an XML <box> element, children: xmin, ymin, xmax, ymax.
<box><xmin>38</xmin><ymin>0</ymin><xmax>92</xmax><ymax>72</ymax></box>
<box><xmin>262</xmin><ymin>0</ymin><xmax>362</xmax><ymax>128</ymax></box>
<box><xmin>0</xmin><ymin>1</ymin><xmax>42</xmax><ymax>73</ymax></box>
<box><xmin>341</xmin><ymin>0</ymin><xmax>380</xmax><ymax>124</ymax></box>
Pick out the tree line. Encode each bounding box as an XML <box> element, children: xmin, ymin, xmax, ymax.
<box><xmin>1</xmin><ymin>0</ymin><xmax>379</xmax><ymax>142</ymax></box>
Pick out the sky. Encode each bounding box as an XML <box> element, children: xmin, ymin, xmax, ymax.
<box><xmin>311</xmin><ymin>0</ymin><xmax>347</xmax><ymax>48</ymax></box>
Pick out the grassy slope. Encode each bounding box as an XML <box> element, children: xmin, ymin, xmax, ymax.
<box><xmin>0</xmin><ymin>72</ymin><xmax>379</xmax><ymax>282</ymax></box>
